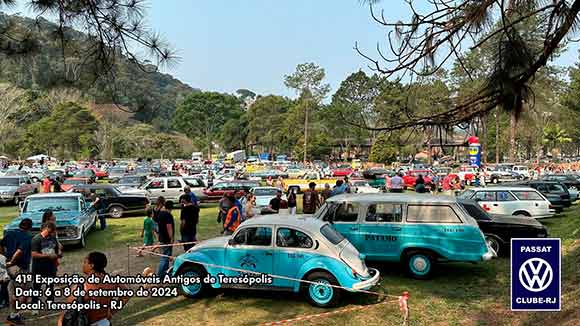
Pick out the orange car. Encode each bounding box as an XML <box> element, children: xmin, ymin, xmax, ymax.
<box><xmin>61</xmin><ymin>177</ymin><xmax>90</xmax><ymax>192</ymax></box>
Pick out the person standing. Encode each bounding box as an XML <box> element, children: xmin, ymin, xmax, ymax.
<box><xmin>302</xmin><ymin>182</ymin><xmax>320</xmax><ymax>214</ymax></box>
<box><xmin>42</xmin><ymin>176</ymin><xmax>51</xmax><ymax>193</ymax></box>
<box><xmin>390</xmin><ymin>173</ymin><xmax>404</xmax><ymax>193</ymax></box>
<box><xmin>331</xmin><ymin>180</ymin><xmax>346</xmax><ymax>197</ymax></box>
<box><xmin>321</xmin><ymin>183</ymin><xmax>332</xmax><ymax>202</ymax></box>
<box><xmin>415</xmin><ymin>175</ymin><xmax>427</xmax><ymax>193</ymax></box>
<box><xmin>181</xmin><ymin>186</ymin><xmax>199</xmax><ymax>207</ymax></box>
<box><xmin>90</xmin><ymin>192</ymin><xmax>107</xmax><ymax>230</ymax></box>
<box><xmin>287</xmin><ymin>188</ymin><xmax>297</xmax><ymax>215</ymax></box>
<box><xmin>1</xmin><ymin>219</ymin><xmax>32</xmax><ymax>325</ymax></box>
<box><xmin>244</xmin><ymin>193</ymin><xmax>255</xmax><ymax>219</ymax></box>
<box><xmin>275</xmin><ymin>176</ymin><xmax>285</xmax><ymax>191</ymax></box>
<box><xmin>138</xmin><ymin>208</ymin><xmax>156</xmax><ymax>257</ymax></box>
<box><xmin>180</xmin><ymin>196</ymin><xmax>198</xmax><ymax>251</ymax></box>
<box><xmin>223</xmin><ymin>196</ymin><xmax>241</xmax><ymax>235</ymax></box>
<box><xmin>217</xmin><ymin>193</ymin><xmax>230</xmax><ymax>224</ymax></box>
<box><xmin>31</xmin><ymin>222</ymin><xmax>60</xmax><ymax>305</ymax></box>
<box><xmin>156</xmin><ymin>202</ymin><xmax>174</xmax><ymax>279</ymax></box>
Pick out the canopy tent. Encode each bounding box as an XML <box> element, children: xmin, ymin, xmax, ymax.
<box><xmin>26</xmin><ymin>154</ymin><xmax>57</xmax><ymax>161</ymax></box>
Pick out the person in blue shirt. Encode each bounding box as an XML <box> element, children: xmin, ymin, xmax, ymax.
<box><xmin>182</xmin><ymin>186</ymin><xmax>198</xmax><ymax>207</ymax></box>
<box><xmin>234</xmin><ymin>191</ymin><xmax>244</xmax><ymax>219</ymax></box>
<box><xmin>0</xmin><ymin>218</ymin><xmax>33</xmax><ymax>325</ymax></box>
<box><xmin>331</xmin><ymin>180</ymin><xmax>347</xmax><ymax>197</ymax></box>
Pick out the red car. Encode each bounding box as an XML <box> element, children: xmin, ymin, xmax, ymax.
<box><xmin>402</xmin><ymin>170</ymin><xmax>433</xmax><ymax>189</ymax></box>
<box><xmin>332</xmin><ymin>165</ymin><xmax>353</xmax><ymax>177</ymax></box>
<box><xmin>61</xmin><ymin>177</ymin><xmax>90</xmax><ymax>192</ymax></box>
<box><xmin>91</xmin><ymin>167</ymin><xmax>108</xmax><ymax>179</ymax></box>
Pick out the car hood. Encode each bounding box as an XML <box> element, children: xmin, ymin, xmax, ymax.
<box><xmin>189</xmin><ymin>236</ymin><xmax>230</xmax><ymax>251</ymax></box>
<box><xmin>8</xmin><ymin>211</ymin><xmax>82</xmax><ymax>229</ymax></box>
<box><xmin>489</xmin><ymin>214</ymin><xmax>544</xmax><ymax>228</ymax></box>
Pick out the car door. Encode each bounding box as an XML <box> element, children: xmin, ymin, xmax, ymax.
<box><xmin>273</xmin><ymin>226</ymin><xmax>316</xmax><ymax>288</ymax></box>
<box><xmin>511</xmin><ymin>189</ymin><xmax>549</xmax><ymax>216</ymax></box>
<box><xmin>166</xmin><ymin>178</ymin><xmax>183</xmax><ymax>201</ymax></box>
<box><xmin>495</xmin><ymin>190</ymin><xmax>519</xmax><ymax>215</ymax></box>
<box><xmin>326</xmin><ymin>202</ymin><xmax>363</xmax><ymax>249</ymax></box>
<box><xmin>357</xmin><ymin>203</ymin><xmax>403</xmax><ymax>260</ymax></box>
<box><xmin>472</xmin><ymin>191</ymin><xmax>501</xmax><ymax>214</ymax></box>
<box><xmin>145</xmin><ymin>178</ymin><xmax>165</xmax><ymax>199</ymax></box>
<box><xmin>224</xmin><ymin>226</ymin><xmax>274</xmax><ymax>283</ymax></box>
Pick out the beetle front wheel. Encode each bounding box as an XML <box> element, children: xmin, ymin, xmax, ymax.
<box><xmin>303</xmin><ymin>271</ymin><xmax>341</xmax><ymax>307</ymax></box>
<box><xmin>177</xmin><ymin>265</ymin><xmax>211</xmax><ymax>299</ymax></box>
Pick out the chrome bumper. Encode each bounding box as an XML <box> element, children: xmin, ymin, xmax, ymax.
<box><xmin>352</xmin><ymin>268</ymin><xmax>380</xmax><ymax>291</ymax></box>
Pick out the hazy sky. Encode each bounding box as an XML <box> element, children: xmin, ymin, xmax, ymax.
<box><xmin>5</xmin><ymin>1</ymin><xmax>580</xmax><ymax>98</ymax></box>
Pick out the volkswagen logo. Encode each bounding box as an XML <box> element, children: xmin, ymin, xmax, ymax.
<box><xmin>518</xmin><ymin>258</ymin><xmax>553</xmax><ymax>292</ymax></box>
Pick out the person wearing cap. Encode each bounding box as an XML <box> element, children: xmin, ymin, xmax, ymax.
<box><xmin>1</xmin><ymin>219</ymin><xmax>32</xmax><ymax>325</ymax></box>
<box><xmin>223</xmin><ymin>195</ymin><xmax>241</xmax><ymax>235</ymax></box>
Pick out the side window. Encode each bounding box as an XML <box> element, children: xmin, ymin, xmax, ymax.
<box><xmin>167</xmin><ymin>179</ymin><xmax>181</xmax><ymax>189</ymax></box>
<box><xmin>513</xmin><ymin>191</ymin><xmax>543</xmax><ymax>201</ymax></box>
<box><xmin>185</xmin><ymin>179</ymin><xmax>201</xmax><ymax>187</ymax></box>
<box><xmin>407</xmin><ymin>205</ymin><xmax>462</xmax><ymax>223</ymax></box>
<box><xmin>333</xmin><ymin>202</ymin><xmax>360</xmax><ymax>222</ymax></box>
<box><xmin>473</xmin><ymin>191</ymin><xmax>496</xmax><ymax>201</ymax></box>
<box><xmin>548</xmin><ymin>184</ymin><xmax>565</xmax><ymax>193</ymax></box>
<box><xmin>535</xmin><ymin>184</ymin><xmax>547</xmax><ymax>192</ymax></box>
<box><xmin>365</xmin><ymin>203</ymin><xmax>403</xmax><ymax>223</ymax></box>
<box><xmin>147</xmin><ymin>179</ymin><xmax>164</xmax><ymax>189</ymax></box>
<box><xmin>276</xmin><ymin>228</ymin><xmax>313</xmax><ymax>248</ymax></box>
<box><xmin>497</xmin><ymin>191</ymin><xmax>516</xmax><ymax>201</ymax></box>
<box><xmin>233</xmin><ymin>227</ymin><xmax>272</xmax><ymax>246</ymax></box>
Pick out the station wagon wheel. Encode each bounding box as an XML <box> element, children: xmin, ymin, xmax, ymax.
<box><xmin>405</xmin><ymin>251</ymin><xmax>434</xmax><ymax>279</ymax></box>
<box><xmin>485</xmin><ymin>235</ymin><xmax>502</xmax><ymax>256</ymax></box>
<box><xmin>108</xmin><ymin>206</ymin><xmax>124</xmax><ymax>218</ymax></box>
<box><xmin>304</xmin><ymin>271</ymin><xmax>341</xmax><ymax>307</ymax></box>
<box><xmin>177</xmin><ymin>265</ymin><xmax>210</xmax><ymax>299</ymax></box>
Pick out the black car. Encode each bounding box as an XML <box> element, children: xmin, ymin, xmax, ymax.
<box><xmin>511</xmin><ymin>180</ymin><xmax>571</xmax><ymax>212</ymax></box>
<box><xmin>69</xmin><ymin>184</ymin><xmax>149</xmax><ymax>218</ymax></box>
<box><xmin>541</xmin><ymin>174</ymin><xmax>580</xmax><ymax>190</ymax></box>
<box><xmin>458</xmin><ymin>199</ymin><xmax>548</xmax><ymax>256</ymax></box>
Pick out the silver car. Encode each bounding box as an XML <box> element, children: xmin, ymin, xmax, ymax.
<box><xmin>0</xmin><ymin>176</ymin><xmax>39</xmax><ymax>205</ymax></box>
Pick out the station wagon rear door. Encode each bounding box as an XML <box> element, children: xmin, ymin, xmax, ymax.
<box><xmin>357</xmin><ymin>203</ymin><xmax>403</xmax><ymax>261</ymax></box>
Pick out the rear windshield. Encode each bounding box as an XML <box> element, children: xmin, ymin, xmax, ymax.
<box><xmin>320</xmin><ymin>224</ymin><xmax>345</xmax><ymax>245</ymax></box>
<box><xmin>459</xmin><ymin>201</ymin><xmax>491</xmax><ymax>221</ymax></box>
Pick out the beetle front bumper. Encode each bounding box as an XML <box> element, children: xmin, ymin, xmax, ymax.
<box><xmin>352</xmin><ymin>268</ymin><xmax>380</xmax><ymax>291</ymax></box>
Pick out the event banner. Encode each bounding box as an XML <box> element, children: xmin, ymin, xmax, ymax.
<box><xmin>511</xmin><ymin>238</ymin><xmax>561</xmax><ymax>311</ymax></box>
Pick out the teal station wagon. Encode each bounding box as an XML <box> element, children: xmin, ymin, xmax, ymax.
<box><xmin>315</xmin><ymin>193</ymin><xmax>495</xmax><ymax>278</ymax></box>
<box><xmin>171</xmin><ymin>216</ymin><xmax>380</xmax><ymax>307</ymax></box>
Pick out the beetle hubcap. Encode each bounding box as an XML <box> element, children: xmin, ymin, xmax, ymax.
<box><xmin>182</xmin><ymin>271</ymin><xmax>201</xmax><ymax>295</ymax></box>
<box><xmin>309</xmin><ymin>279</ymin><xmax>333</xmax><ymax>304</ymax></box>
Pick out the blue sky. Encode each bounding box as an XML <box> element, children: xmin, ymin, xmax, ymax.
<box><xmin>6</xmin><ymin>1</ymin><xmax>580</xmax><ymax>98</ymax></box>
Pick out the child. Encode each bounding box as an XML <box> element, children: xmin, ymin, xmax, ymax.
<box><xmin>138</xmin><ymin>208</ymin><xmax>156</xmax><ymax>257</ymax></box>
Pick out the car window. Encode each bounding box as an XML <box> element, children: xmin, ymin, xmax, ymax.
<box><xmin>512</xmin><ymin>190</ymin><xmax>543</xmax><ymax>201</ymax></box>
<box><xmin>365</xmin><ymin>203</ymin><xmax>403</xmax><ymax>223</ymax></box>
<box><xmin>167</xmin><ymin>179</ymin><xmax>181</xmax><ymax>189</ymax></box>
<box><xmin>407</xmin><ymin>205</ymin><xmax>462</xmax><ymax>223</ymax></box>
<box><xmin>548</xmin><ymin>184</ymin><xmax>565</xmax><ymax>192</ymax></box>
<box><xmin>333</xmin><ymin>202</ymin><xmax>360</xmax><ymax>222</ymax></box>
<box><xmin>473</xmin><ymin>191</ymin><xmax>496</xmax><ymax>201</ymax></box>
<box><xmin>276</xmin><ymin>228</ymin><xmax>313</xmax><ymax>248</ymax></box>
<box><xmin>184</xmin><ymin>178</ymin><xmax>202</xmax><ymax>187</ymax></box>
<box><xmin>497</xmin><ymin>191</ymin><xmax>516</xmax><ymax>201</ymax></box>
<box><xmin>320</xmin><ymin>224</ymin><xmax>345</xmax><ymax>245</ymax></box>
<box><xmin>233</xmin><ymin>227</ymin><xmax>272</xmax><ymax>246</ymax></box>
<box><xmin>147</xmin><ymin>179</ymin><xmax>164</xmax><ymax>189</ymax></box>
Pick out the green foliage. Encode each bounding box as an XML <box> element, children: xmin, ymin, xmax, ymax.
<box><xmin>173</xmin><ymin>91</ymin><xmax>243</xmax><ymax>156</ymax></box>
<box><xmin>369</xmin><ymin>133</ymin><xmax>398</xmax><ymax>164</ymax></box>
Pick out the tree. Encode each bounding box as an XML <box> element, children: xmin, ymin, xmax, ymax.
<box><xmin>246</xmin><ymin>95</ymin><xmax>294</xmax><ymax>154</ymax></box>
<box><xmin>369</xmin><ymin>133</ymin><xmax>398</xmax><ymax>164</ymax></box>
<box><xmin>542</xmin><ymin>124</ymin><xmax>572</xmax><ymax>158</ymax></box>
<box><xmin>284</xmin><ymin>63</ymin><xmax>330</xmax><ymax>162</ymax></box>
<box><xmin>173</xmin><ymin>92</ymin><xmax>243</xmax><ymax>158</ymax></box>
<box><xmin>356</xmin><ymin>0</ymin><xmax>580</xmax><ymax>133</ymax></box>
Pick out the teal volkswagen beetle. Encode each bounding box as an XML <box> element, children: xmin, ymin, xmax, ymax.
<box><xmin>4</xmin><ymin>193</ymin><xmax>97</xmax><ymax>247</ymax></box>
<box><xmin>315</xmin><ymin>193</ymin><xmax>495</xmax><ymax>279</ymax></box>
<box><xmin>171</xmin><ymin>216</ymin><xmax>380</xmax><ymax>307</ymax></box>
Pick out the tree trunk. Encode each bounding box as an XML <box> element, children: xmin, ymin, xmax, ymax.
<box><xmin>509</xmin><ymin>110</ymin><xmax>517</xmax><ymax>162</ymax></box>
<box><xmin>495</xmin><ymin>111</ymin><xmax>500</xmax><ymax>164</ymax></box>
<box><xmin>303</xmin><ymin>104</ymin><xmax>309</xmax><ymax>163</ymax></box>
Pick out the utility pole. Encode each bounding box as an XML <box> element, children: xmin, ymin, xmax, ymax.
<box><xmin>304</xmin><ymin>103</ymin><xmax>309</xmax><ymax>163</ymax></box>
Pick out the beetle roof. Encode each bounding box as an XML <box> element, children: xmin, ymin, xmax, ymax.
<box><xmin>241</xmin><ymin>215</ymin><xmax>327</xmax><ymax>230</ymax></box>
<box><xmin>325</xmin><ymin>193</ymin><xmax>459</xmax><ymax>204</ymax></box>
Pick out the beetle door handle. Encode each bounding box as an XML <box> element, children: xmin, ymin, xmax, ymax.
<box><xmin>265</xmin><ymin>252</ymin><xmax>273</xmax><ymax>256</ymax></box>
<box><xmin>349</xmin><ymin>227</ymin><xmax>358</xmax><ymax>231</ymax></box>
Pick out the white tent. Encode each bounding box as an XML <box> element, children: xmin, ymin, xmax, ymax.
<box><xmin>26</xmin><ymin>154</ymin><xmax>57</xmax><ymax>161</ymax></box>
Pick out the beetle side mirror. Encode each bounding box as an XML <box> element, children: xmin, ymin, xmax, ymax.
<box><xmin>227</xmin><ymin>238</ymin><xmax>236</xmax><ymax>246</ymax></box>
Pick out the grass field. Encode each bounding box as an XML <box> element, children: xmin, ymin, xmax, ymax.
<box><xmin>0</xmin><ymin>201</ymin><xmax>578</xmax><ymax>326</ymax></box>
